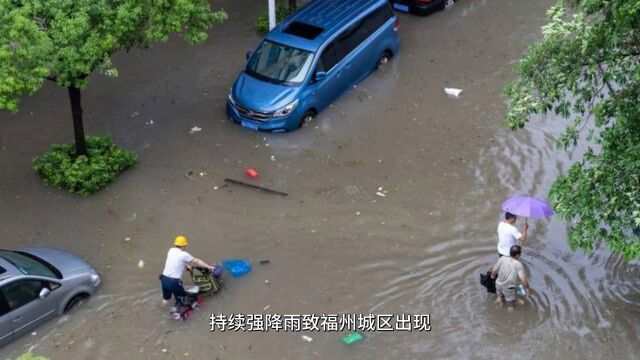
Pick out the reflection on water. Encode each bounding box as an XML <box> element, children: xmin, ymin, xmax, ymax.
<box><xmin>363</xmin><ymin>115</ymin><xmax>640</xmax><ymax>359</ymax></box>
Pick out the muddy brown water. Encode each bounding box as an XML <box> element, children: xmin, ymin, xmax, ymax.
<box><xmin>1</xmin><ymin>0</ymin><xmax>639</xmax><ymax>359</ymax></box>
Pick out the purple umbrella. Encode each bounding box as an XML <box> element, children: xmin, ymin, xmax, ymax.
<box><xmin>501</xmin><ymin>196</ymin><xmax>554</xmax><ymax>220</ymax></box>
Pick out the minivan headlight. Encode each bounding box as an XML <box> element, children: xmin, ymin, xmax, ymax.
<box><xmin>273</xmin><ymin>100</ymin><xmax>299</xmax><ymax>117</ymax></box>
<box><xmin>228</xmin><ymin>91</ymin><xmax>236</xmax><ymax>106</ymax></box>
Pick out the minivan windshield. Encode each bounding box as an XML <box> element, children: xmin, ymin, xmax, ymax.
<box><xmin>246</xmin><ymin>40</ymin><xmax>314</xmax><ymax>85</ymax></box>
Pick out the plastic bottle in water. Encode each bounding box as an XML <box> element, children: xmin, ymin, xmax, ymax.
<box><xmin>517</xmin><ymin>284</ymin><xmax>526</xmax><ymax>296</ymax></box>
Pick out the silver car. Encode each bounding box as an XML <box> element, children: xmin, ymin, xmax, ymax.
<box><xmin>0</xmin><ymin>247</ymin><xmax>101</xmax><ymax>347</ymax></box>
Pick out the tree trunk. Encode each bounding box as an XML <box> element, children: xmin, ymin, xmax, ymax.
<box><xmin>67</xmin><ymin>86</ymin><xmax>87</xmax><ymax>157</ymax></box>
<box><xmin>288</xmin><ymin>0</ymin><xmax>296</xmax><ymax>11</ymax></box>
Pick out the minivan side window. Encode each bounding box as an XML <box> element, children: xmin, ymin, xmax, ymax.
<box><xmin>335</xmin><ymin>5</ymin><xmax>392</xmax><ymax>61</ymax></box>
<box><xmin>1</xmin><ymin>280</ymin><xmax>44</xmax><ymax>311</ymax></box>
<box><xmin>319</xmin><ymin>43</ymin><xmax>339</xmax><ymax>72</ymax></box>
<box><xmin>317</xmin><ymin>4</ymin><xmax>392</xmax><ymax>74</ymax></box>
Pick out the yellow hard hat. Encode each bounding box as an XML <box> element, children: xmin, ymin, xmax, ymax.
<box><xmin>174</xmin><ymin>235</ymin><xmax>189</xmax><ymax>247</ymax></box>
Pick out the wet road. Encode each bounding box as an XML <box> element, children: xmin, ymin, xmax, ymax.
<box><xmin>1</xmin><ymin>0</ymin><xmax>639</xmax><ymax>359</ymax></box>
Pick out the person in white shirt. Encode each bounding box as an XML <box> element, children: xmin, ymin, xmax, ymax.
<box><xmin>496</xmin><ymin>212</ymin><xmax>528</xmax><ymax>257</ymax></box>
<box><xmin>160</xmin><ymin>235</ymin><xmax>214</xmax><ymax>305</ymax></box>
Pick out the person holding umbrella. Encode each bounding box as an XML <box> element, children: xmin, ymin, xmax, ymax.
<box><xmin>497</xmin><ymin>212</ymin><xmax>528</xmax><ymax>257</ymax></box>
<box><xmin>498</xmin><ymin>195</ymin><xmax>554</xmax><ymax>257</ymax></box>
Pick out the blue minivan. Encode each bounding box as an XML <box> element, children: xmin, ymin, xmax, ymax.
<box><xmin>227</xmin><ymin>0</ymin><xmax>400</xmax><ymax>132</ymax></box>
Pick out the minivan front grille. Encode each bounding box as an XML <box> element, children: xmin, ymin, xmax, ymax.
<box><xmin>232</xmin><ymin>102</ymin><xmax>273</xmax><ymax>122</ymax></box>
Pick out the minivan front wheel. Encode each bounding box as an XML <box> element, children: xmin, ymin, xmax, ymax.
<box><xmin>298</xmin><ymin>110</ymin><xmax>315</xmax><ymax>128</ymax></box>
<box><xmin>375</xmin><ymin>52</ymin><xmax>392</xmax><ymax>70</ymax></box>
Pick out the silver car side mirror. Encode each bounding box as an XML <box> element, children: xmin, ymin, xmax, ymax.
<box><xmin>39</xmin><ymin>287</ymin><xmax>51</xmax><ymax>299</ymax></box>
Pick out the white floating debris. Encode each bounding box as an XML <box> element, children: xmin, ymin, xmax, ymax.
<box><xmin>444</xmin><ymin>87</ymin><xmax>463</xmax><ymax>98</ymax></box>
<box><xmin>199</xmin><ymin>171</ymin><xmax>207</xmax><ymax>177</ymax></box>
<box><xmin>301</xmin><ymin>335</ymin><xmax>313</xmax><ymax>342</ymax></box>
<box><xmin>270</xmin><ymin>155</ymin><xmax>276</xmax><ymax>162</ymax></box>
<box><xmin>445</xmin><ymin>0</ymin><xmax>454</xmax><ymax>8</ymax></box>
<box><xmin>376</xmin><ymin>192</ymin><xmax>386</xmax><ymax>197</ymax></box>
<box><xmin>213</xmin><ymin>186</ymin><xmax>219</xmax><ymax>190</ymax></box>
<box><xmin>189</xmin><ymin>126</ymin><xmax>202</xmax><ymax>134</ymax></box>
<box><xmin>137</xmin><ymin>260</ymin><xmax>145</xmax><ymax>269</ymax></box>
<box><xmin>263</xmin><ymin>305</ymin><xmax>270</xmax><ymax>311</ymax></box>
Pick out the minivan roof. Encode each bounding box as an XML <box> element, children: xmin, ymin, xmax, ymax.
<box><xmin>267</xmin><ymin>0</ymin><xmax>389</xmax><ymax>52</ymax></box>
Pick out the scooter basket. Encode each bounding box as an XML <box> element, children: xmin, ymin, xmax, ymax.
<box><xmin>190</xmin><ymin>266</ymin><xmax>222</xmax><ymax>294</ymax></box>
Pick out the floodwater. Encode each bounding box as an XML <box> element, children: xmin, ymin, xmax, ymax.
<box><xmin>1</xmin><ymin>0</ymin><xmax>639</xmax><ymax>359</ymax></box>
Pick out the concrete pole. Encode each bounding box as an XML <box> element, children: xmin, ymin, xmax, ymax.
<box><xmin>268</xmin><ymin>0</ymin><xmax>276</xmax><ymax>30</ymax></box>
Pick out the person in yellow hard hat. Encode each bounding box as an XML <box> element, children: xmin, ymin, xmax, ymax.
<box><xmin>159</xmin><ymin>235</ymin><xmax>215</xmax><ymax>305</ymax></box>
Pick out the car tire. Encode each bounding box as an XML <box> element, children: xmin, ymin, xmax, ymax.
<box><xmin>298</xmin><ymin>110</ymin><xmax>315</xmax><ymax>128</ymax></box>
<box><xmin>64</xmin><ymin>294</ymin><xmax>89</xmax><ymax>313</ymax></box>
<box><xmin>375</xmin><ymin>51</ymin><xmax>392</xmax><ymax>70</ymax></box>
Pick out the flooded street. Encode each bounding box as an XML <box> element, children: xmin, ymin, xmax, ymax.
<box><xmin>1</xmin><ymin>0</ymin><xmax>639</xmax><ymax>359</ymax></box>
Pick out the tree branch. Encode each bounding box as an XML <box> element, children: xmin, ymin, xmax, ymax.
<box><xmin>597</xmin><ymin>63</ymin><xmax>615</xmax><ymax>94</ymax></box>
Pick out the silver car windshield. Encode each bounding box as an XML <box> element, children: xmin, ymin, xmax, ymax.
<box><xmin>0</xmin><ymin>251</ymin><xmax>59</xmax><ymax>279</ymax></box>
<box><xmin>246</xmin><ymin>40</ymin><xmax>314</xmax><ymax>85</ymax></box>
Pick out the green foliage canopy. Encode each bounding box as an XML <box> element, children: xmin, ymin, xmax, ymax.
<box><xmin>0</xmin><ymin>0</ymin><xmax>228</xmax><ymax>111</ymax></box>
<box><xmin>505</xmin><ymin>0</ymin><xmax>640</xmax><ymax>260</ymax></box>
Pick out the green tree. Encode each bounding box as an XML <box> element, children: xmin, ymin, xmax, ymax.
<box><xmin>0</xmin><ymin>0</ymin><xmax>227</xmax><ymax>156</ymax></box>
<box><xmin>505</xmin><ymin>0</ymin><xmax>640</xmax><ymax>260</ymax></box>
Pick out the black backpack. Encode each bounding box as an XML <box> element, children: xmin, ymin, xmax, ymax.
<box><xmin>480</xmin><ymin>270</ymin><xmax>496</xmax><ymax>294</ymax></box>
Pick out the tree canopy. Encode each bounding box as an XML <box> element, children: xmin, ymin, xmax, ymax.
<box><xmin>1</xmin><ymin>0</ymin><xmax>227</xmax><ymax>105</ymax></box>
<box><xmin>505</xmin><ymin>0</ymin><xmax>640</xmax><ymax>260</ymax></box>
<box><xmin>1</xmin><ymin>0</ymin><xmax>226</xmax><ymax>157</ymax></box>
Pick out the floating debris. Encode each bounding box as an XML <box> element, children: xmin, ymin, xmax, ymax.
<box><xmin>301</xmin><ymin>335</ymin><xmax>313</xmax><ymax>343</ymax></box>
<box><xmin>444</xmin><ymin>87</ymin><xmax>463</xmax><ymax>98</ymax></box>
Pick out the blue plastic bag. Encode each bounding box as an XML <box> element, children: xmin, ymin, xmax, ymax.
<box><xmin>222</xmin><ymin>259</ymin><xmax>252</xmax><ymax>278</ymax></box>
